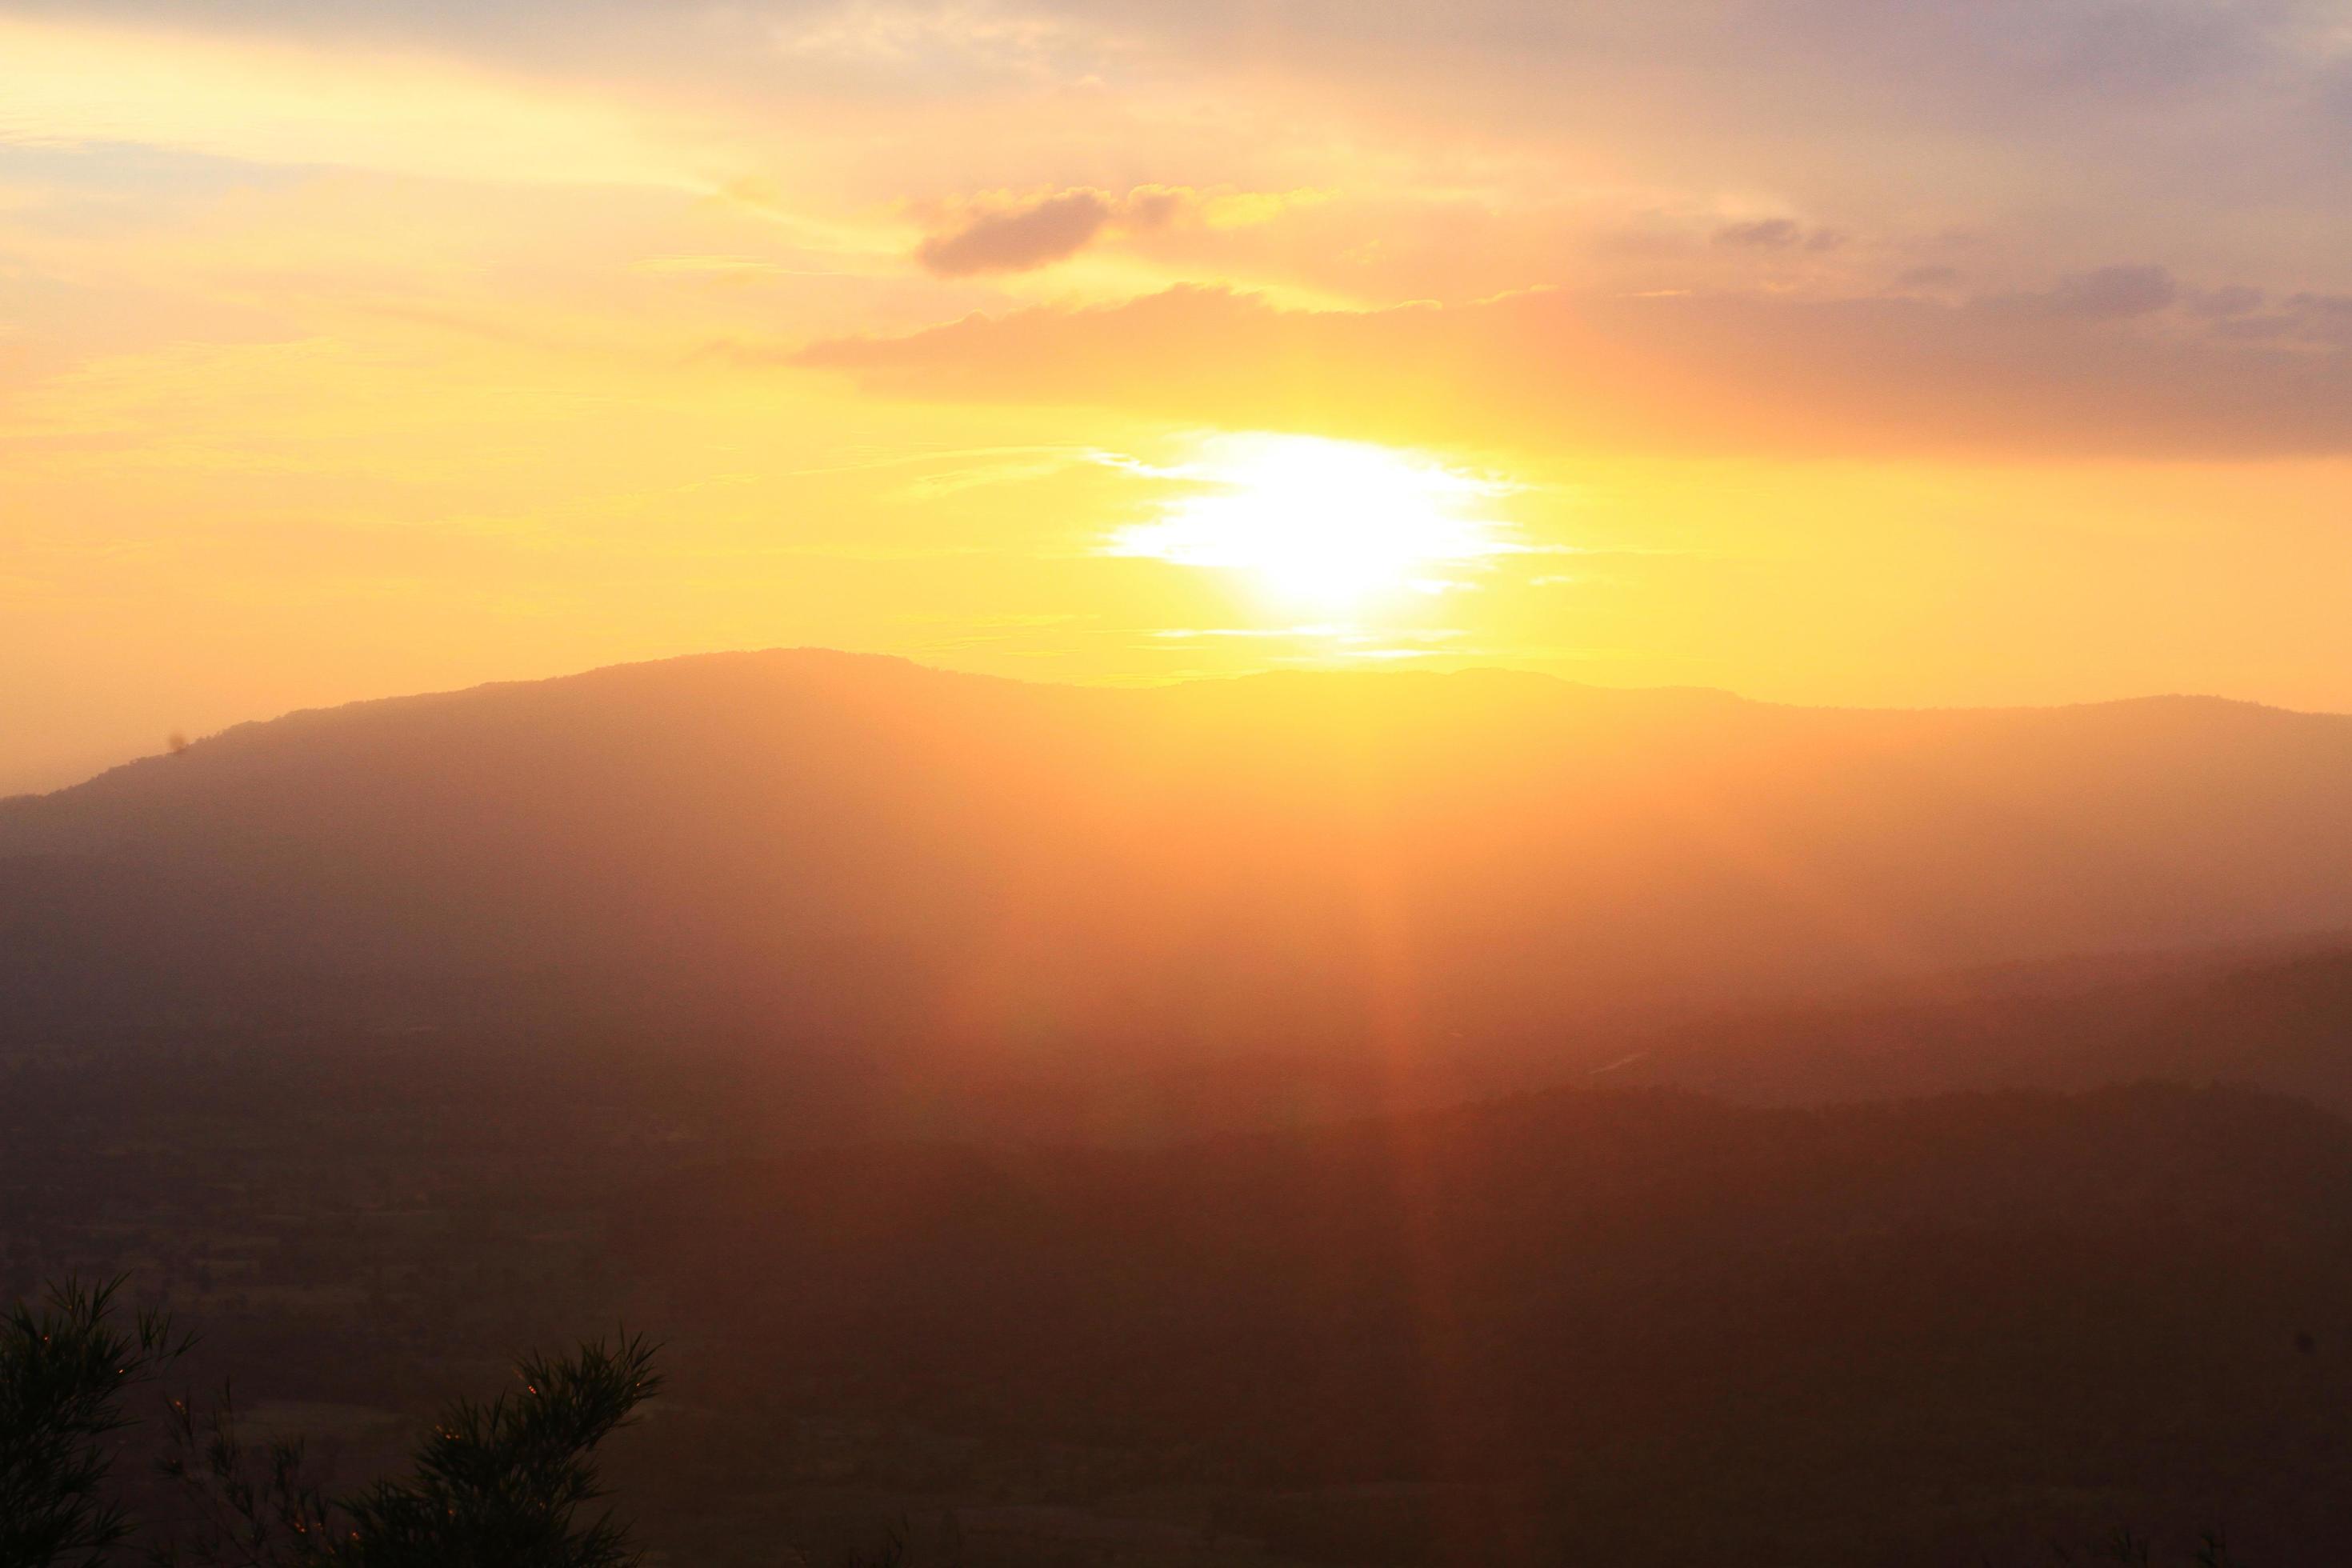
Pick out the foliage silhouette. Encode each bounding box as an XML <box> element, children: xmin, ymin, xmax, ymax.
<box><xmin>158</xmin><ymin>1331</ymin><xmax>662</xmax><ymax>1568</ymax></box>
<box><xmin>0</xmin><ymin>1278</ymin><xmax>658</xmax><ymax>1568</ymax></box>
<box><xmin>0</xmin><ymin>1278</ymin><xmax>189</xmax><ymax>1568</ymax></box>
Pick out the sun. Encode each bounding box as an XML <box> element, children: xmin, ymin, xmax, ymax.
<box><xmin>1109</xmin><ymin>433</ymin><xmax>1516</xmax><ymax>607</ymax></box>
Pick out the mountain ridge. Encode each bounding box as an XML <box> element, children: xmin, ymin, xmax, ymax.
<box><xmin>12</xmin><ymin>646</ymin><xmax>2352</xmax><ymax>1061</ymax></box>
<box><xmin>13</xmin><ymin>646</ymin><xmax>2340</xmax><ymax>811</ymax></box>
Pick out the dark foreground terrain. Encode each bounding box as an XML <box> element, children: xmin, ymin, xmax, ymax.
<box><xmin>12</xmin><ymin>973</ymin><xmax>2352</xmax><ymax>1565</ymax></box>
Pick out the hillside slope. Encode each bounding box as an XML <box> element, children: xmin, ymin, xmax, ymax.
<box><xmin>8</xmin><ymin>650</ymin><xmax>2352</xmax><ymax>1060</ymax></box>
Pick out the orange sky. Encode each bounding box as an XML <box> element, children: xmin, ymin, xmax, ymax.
<box><xmin>8</xmin><ymin>2</ymin><xmax>2352</xmax><ymax>794</ymax></box>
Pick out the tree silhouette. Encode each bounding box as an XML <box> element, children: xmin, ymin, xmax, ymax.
<box><xmin>0</xmin><ymin>1278</ymin><xmax>189</xmax><ymax>1568</ymax></box>
<box><xmin>160</xmin><ymin>1333</ymin><xmax>661</xmax><ymax>1568</ymax></box>
<box><xmin>0</xmin><ymin>1278</ymin><xmax>658</xmax><ymax>1568</ymax></box>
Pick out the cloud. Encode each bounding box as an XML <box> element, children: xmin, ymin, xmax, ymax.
<box><xmin>0</xmin><ymin>14</ymin><xmax>699</xmax><ymax>192</ymax></box>
<box><xmin>916</xmin><ymin>190</ymin><xmax>1115</xmax><ymax>275</ymax></box>
<box><xmin>1896</xmin><ymin>265</ymin><xmax>1963</xmax><ymax>289</ymax></box>
<box><xmin>1714</xmin><ymin>218</ymin><xmax>1798</xmax><ymax>248</ymax></box>
<box><xmin>791</xmin><ymin>276</ymin><xmax>2352</xmax><ymax>460</ymax></box>
<box><xmin>2210</xmin><ymin>291</ymin><xmax>2352</xmax><ymax>346</ymax></box>
<box><xmin>2186</xmin><ymin>285</ymin><xmax>2266</xmax><ymax>318</ymax></box>
<box><xmin>1713</xmin><ymin>218</ymin><xmax>1842</xmax><ymax>252</ymax></box>
<box><xmin>912</xmin><ymin>184</ymin><xmax>1196</xmax><ymax>276</ymax></box>
<box><xmin>25</xmin><ymin>1</ymin><xmax>2352</xmax><ymax>320</ymax></box>
<box><xmin>2006</xmin><ymin>264</ymin><xmax>2180</xmax><ymax>321</ymax></box>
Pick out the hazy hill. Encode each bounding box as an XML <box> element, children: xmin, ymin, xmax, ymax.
<box><xmin>1606</xmin><ymin>943</ymin><xmax>2352</xmax><ymax>1114</ymax></box>
<box><xmin>617</xmin><ymin>1081</ymin><xmax>2352</xmax><ymax>1565</ymax></box>
<box><xmin>8</xmin><ymin>650</ymin><xmax>2352</xmax><ymax>1066</ymax></box>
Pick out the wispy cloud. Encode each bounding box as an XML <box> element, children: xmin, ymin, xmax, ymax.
<box><xmin>0</xmin><ymin>14</ymin><xmax>703</xmax><ymax>191</ymax></box>
<box><xmin>799</xmin><ymin>278</ymin><xmax>2352</xmax><ymax>460</ymax></box>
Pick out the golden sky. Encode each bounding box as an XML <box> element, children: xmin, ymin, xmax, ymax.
<box><xmin>9</xmin><ymin>1</ymin><xmax>2352</xmax><ymax>793</ymax></box>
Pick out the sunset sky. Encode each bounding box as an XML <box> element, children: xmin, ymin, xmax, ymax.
<box><xmin>10</xmin><ymin>0</ymin><xmax>2352</xmax><ymax>794</ymax></box>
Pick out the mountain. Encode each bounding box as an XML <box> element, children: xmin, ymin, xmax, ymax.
<box><xmin>614</xmin><ymin>1081</ymin><xmax>2352</xmax><ymax>1565</ymax></box>
<box><xmin>7</xmin><ymin>650</ymin><xmax>2352</xmax><ymax>1071</ymax></box>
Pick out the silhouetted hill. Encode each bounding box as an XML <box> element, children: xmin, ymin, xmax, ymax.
<box><xmin>8</xmin><ymin>650</ymin><xmax>2352</xmax><ymax>1070</ymax></box>
<box><xmin>617</xmin><ymin>1082</ymin><xmax>2352</xmax><ymax>1565</ymax></box>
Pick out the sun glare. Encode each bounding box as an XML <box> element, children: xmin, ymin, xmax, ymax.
<box><xmin>1108</xmin><ymin>434</ymin><xmax>1518</xmax><ymax>607</ymax></box>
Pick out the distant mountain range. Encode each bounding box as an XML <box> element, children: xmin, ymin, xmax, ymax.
<box><xmin>8</xmin><ymin>650</ymin><xmax>2352</xmax><ymax>1070</ymax></box>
